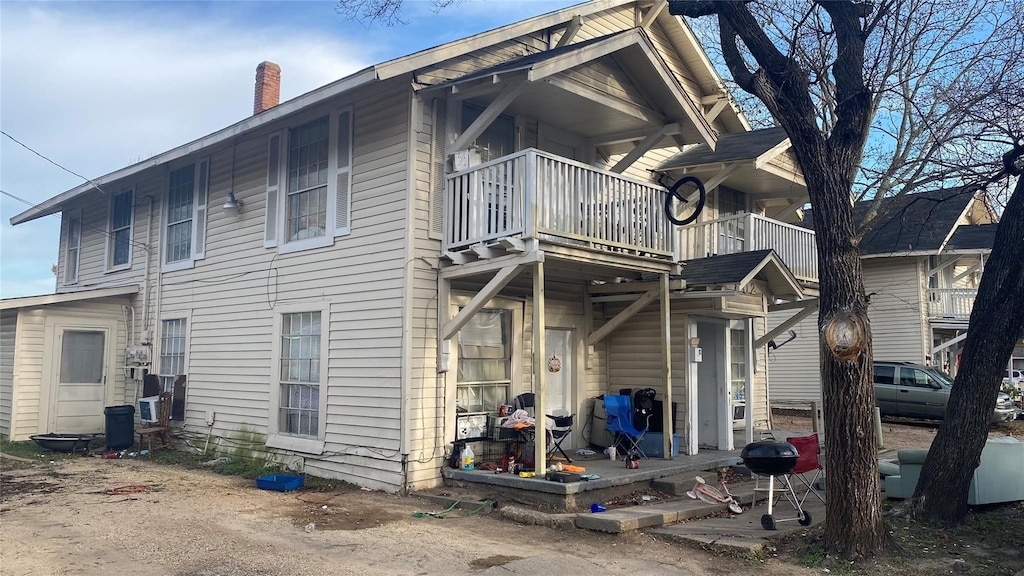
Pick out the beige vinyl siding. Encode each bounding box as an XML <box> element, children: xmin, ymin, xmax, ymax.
<box><xmin>57</xmin><ymin>175</ymin><xmax>158</xmax><ymax>296</ymax></box>
<box><xmin>572</xmin><ymin>4</ymin><xmax>637</xmax><ymax>41</ymax></box>
<box><xmin>156</xmin><ymin>80</ymin><xmax>410</xmax><ymax>491</ymax></box>
<box><xmin>562</xmin><ymin>59</ymin><xmax>653</xmax><ymax>111</ymax></box>
<box><xmin>767</xmin><ymin>257</ymin><xmax>928</xmax><ymax>407</ymax></box>
<box><xmin>765</xmin><ymin>310</ymin><xmax>821</xmax><ymax>408</ymax></box>
<box><xmin>864</xmin><ymin>257</ymin><xmax>928</xmax><ymax>362</ymax></box>
<box><xmin>606</xmin><ymin>311</ymin><xmax>689</xmax><ymax>433</ymax></box>
<box><xmin>7</xmin><ymin>300</ymin><xmax>128</xmax><ymax>441</ymax></box>
<box><xmin>1</xmin><ymin>310</ymin><xmax>16</xmax><ymax>437</ymax></box>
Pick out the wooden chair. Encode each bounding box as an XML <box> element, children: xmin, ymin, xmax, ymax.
<box><xmin>138</xmin><ymin>391</ymin><xmax>174</xmax><ymax>452</ymax></box>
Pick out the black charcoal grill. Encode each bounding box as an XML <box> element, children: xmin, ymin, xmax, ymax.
<box><xmin>741</xmin><ymin>440</ymin><xmax>812</xmax><ymax>530</ymax></box>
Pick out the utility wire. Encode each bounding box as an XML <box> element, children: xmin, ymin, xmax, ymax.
<box><xmin>1</xmin><ymin>129</ymin><xmax>110</xmax><ymax>196</ymax></box>
<box><xmin>1</xmin><ymin>188</ymin><xmax>149</xmax><ymax>251</ymax></box>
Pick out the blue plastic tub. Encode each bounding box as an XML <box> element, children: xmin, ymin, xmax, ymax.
<box><xmin>255</xmin><ymin>474</ymin><xmax>305</xmax><ymax>492</ymax></box>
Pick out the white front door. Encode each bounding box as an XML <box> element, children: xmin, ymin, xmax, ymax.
<box><xmin>538</xmin><ymin>124</ymin><xmax>587</xmax><ymax>162</ymax></box>
<box><xmin>545</xmin><ymin>328</ymin><xmax>574</xmax><ymax>450</ymax></box>
<box><xmin>50</xmin><ymin>328</ymin><xmax>110</xmax><ymax>433</ymax></box>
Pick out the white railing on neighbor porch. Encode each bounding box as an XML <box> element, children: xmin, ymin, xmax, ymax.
<box><xmin>677</xmin><ymin>212</ymin><xmax>818</xmax><ymax>282</ymax></box>
<box><xmin>927</xmin><ymin>288</ymin><xmax>977</xmax><ymax>320</ymax></box>
<box><xmin>444</xmin><ymin>148</ymin><xmax>675</xmax><ymax>258</ymax></box>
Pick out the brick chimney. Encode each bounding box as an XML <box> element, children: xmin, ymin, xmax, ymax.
<box><xmin>253</xmin><ymin>61</ymin><xmax>281</xmax><ymax>115</ymax></box>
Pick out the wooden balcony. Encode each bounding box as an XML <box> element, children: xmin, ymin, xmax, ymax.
<box><xmin>443</xmin><ymin>149</ymin><xmax>675</xmax><ymax>260</ymax></box>
<box><xmin>677</xmin><ymin>213</ymin><xmax>818</xmax><ymax>282</ymax></box>
<box><xmin>927</xmin><ymin>288</ymin><xmax>977</xmax><ymax>320</ymax></box>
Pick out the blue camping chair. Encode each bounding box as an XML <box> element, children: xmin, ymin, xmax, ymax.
<box><xmin>604</xmin><ymin>394</ymin><xmax>650</xmax><ymax>459</ymax></box>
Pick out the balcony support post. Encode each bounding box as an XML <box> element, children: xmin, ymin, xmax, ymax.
<box><xmin>449</xmin><ymin>80</ymin><xmax>526</xmax><ymax>155</ymax></box>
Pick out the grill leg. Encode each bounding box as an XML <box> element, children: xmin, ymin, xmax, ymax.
<box><xmin>767</xmin><ymin>475</ymin><xmax>775</xmax><ymax>516</ymax></box>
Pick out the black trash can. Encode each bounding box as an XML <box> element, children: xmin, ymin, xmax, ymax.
<box><xmin>104</xmin><ymin>405</ymin><xmax>135</xmax><ymax>451</ymax></box>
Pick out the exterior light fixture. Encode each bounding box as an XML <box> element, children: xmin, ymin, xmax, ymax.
<box><xmin>223</xmin><ymin>192</ymin><xmax>243</xmax><ymax>216</ymax></box>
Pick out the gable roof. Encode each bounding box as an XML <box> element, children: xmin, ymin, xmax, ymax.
<box><xmin>424</xmin><ymin>28</ymin><xmax>716</xmax><ymax>146</ymax></box>
<box><xmin>677</xmin><ymin>249</ymin><xmax>802</xmax><ymax>298</ymax></box>
<box><xmin>11</xmin><ymin>0</ymin><xmax>740</xmax><ymax>226</ymax></box>
<box><xmin>944</xmin><ymin>223</ymin><xmax>997</xmax><ymax>252</ymax></box>
<box><xmin>658</xmin><ymin>127</ymin><xmax>788</xmax><ymax>169</ymax></box>
<box><xmin>800</xmin><ymin>187</ymin><xmax>978</xmax><ymax>257</ymax></box>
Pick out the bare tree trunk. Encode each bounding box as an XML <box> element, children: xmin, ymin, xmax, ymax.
<box><xmin>911</xmin><ymin>175</ymin><xmax>1024</xmax><ymax>524</ymax></box>
<box><xmin>805</xmin><ymin>155</ymin><xmax>886</xmax><ymax>559</ymax></box>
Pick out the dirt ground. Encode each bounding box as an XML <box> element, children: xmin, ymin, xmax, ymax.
<box><xmin>3</xmin><ymin>415</ymin><xmax>1022</xmax><ymax>575</ymax></box>
<box><xmin>0</xmin><ymin>457</ymin><xmax>817</xmax><ymax>576</ymax></box>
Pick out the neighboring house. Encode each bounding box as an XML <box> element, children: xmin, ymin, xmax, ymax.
<box><xmin>766</xmin><ymin>187</ymin><xmax>1017</xmax><ymax>409</ymax></box>
<box><xmin>4</xmin><ymin>0</ymin><xmax>815</xmax><ymax>491</ymax></box>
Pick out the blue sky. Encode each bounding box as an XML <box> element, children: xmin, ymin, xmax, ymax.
<box><xmin>0</xmin><ymin>0</ymin><xmax>577</xmax><ymax>298</ymax></box>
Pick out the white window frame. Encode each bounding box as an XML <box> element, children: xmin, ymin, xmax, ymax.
<box><xmin>158</xmin><ymin>316</ymin><xmax>189</xmax><ymax>392</ymax></box>
<box><xmin>266</xmin><ymin>107</ymin><xmax>353</xmax><ymax>255</ymax></box>
<box><xmin>105</xmin><ymin>186</ymin><xmax>135</xmax><ymax>272</ymax></box>
<box><xmin>162</xmin><ymin>158</ymin><xmax>210</xmax><ymax>272</ymax></box>
<box><xmin>267</xmin><ymin>301</ymin><xmax>329</xmax><ymax>454</ymax></box>
<box><xmin>63</xmin><ymin>210</ymin><xmax>82</xmax><ymax>285</ymax></box>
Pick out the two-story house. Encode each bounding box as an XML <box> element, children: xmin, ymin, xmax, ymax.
<box><xmin>2</xmin><ymin>0</ymin><xmax>815</xmax><ymax>492</ymax></box>
<box><xmin>766</xmin><ymin>187</ymin><xmax>1012</xmax><ymax>409</ymax></box>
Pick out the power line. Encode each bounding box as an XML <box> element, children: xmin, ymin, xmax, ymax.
<box><xmin>1</xmin><ymin>129</ymin><xmax>110</xmax><ymax>196</ymax></box>
<box><xmin>1</xmin><ymin>188</ymin><xmax>149</xmax><ymax>251</ymax></box>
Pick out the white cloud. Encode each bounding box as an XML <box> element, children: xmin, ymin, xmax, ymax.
<box><xmin>1</xmin><ymin>3</ymin><xmax>372</xmax><ymax>298</ymax></box>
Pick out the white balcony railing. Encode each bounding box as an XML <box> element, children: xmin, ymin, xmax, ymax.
<box><xmin>444</xmin><ymin>148</ymin><xmax>675</xmax><ymax>258</ymax></box>
<box><xmin>927</xmin><ymin>288</ymin><xmax>977</xmax><ymax>320</ymax></box>
<box><xmin>677</xmin><ymin>212</ymin><xmax>818</xmax><ymax>282</ymax></box>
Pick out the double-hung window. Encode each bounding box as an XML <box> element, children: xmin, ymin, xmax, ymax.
<box><xmin>159</xmin><ymin>318</ymin><xmax>188</xmax><ymax>421</ymax></box>
<box><xmin>268</xmin><ymin>305</ymin><xmax>328</xmax><ymax>454</ymax></box>
<box><xmin>64</xmin><ymin>212</ymin><xmax>82</xmax><ymax>284</ymax></box>
<box><xmin>279</xmin><ymin>311</ymin><xmax>321</xmax><ymax>436</ymax></box>
<box><xmin>456</xmin><ymin>309</ymin><xmax>512</xmax><ymax>414</ymax></box>
<box><xmin>264</xmin><ymin>109</ymin><xmax>353</xmax><ymax>253</ymax></box>
<box><xmin>159</xmin><ymin>318</ymin><xmax>187</xmax><ymax>392</ymax></box>
<box><xmin>163</xmin><ymin>159</ymin><xmax>209</xmax><ymax>271</ymax></box>
<box><xmin>107</xmin><ymin>188</ymin><xmax>134</xmax><ymax>270</ymax></box>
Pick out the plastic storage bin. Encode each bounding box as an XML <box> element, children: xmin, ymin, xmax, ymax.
<box><xmin>255</xmin><ymin>474</ymin><xmax>305</xmax><ymax>492</ymax></box>
<box><xmin>104</xmin><ymin>405</ymin><xmax>135</xmax><ymax>451</ymax></box>
<box><xmin>638</xmin><ymin>433</ymin><xmax>680</xmax><ymax>457</ymax></box>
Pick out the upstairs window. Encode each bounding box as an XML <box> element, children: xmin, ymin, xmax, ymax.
<box><xmin>264</xmin><ymin>109</ymin><xmax>353</xmax><ymax>253</ymax></box>
<box><xmin>163</xmin><ymin>159</ymin><xmax>209</xmax><ymax>271</ymax></box>
<box><xmin>287</xmin><ymin>117</ymin><xmax>330</xmax><ymax>241</ymax></box>
<box><xmin>64</xmin><ymin>212</ymin><xmax>81</xmax><ymax>284</ymax></box>
<box><xmin>108</xmin><ymin>188</ymin><xmax>134</xmax><ymax>270</ymax></box>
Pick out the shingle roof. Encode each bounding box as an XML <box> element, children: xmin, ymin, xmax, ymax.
<box><xmin>800</xmin><ymin>187</ymin><xmax>976</xmax><ymax>256</ymax></box>
<box><xmin>658</xmin><ymin>127</ymin><xmax>788</xmax><ymax>169</ymax></box>
<box><xmin>676</xmin><ymin>249</ymin><xmax>775</xmax><ymax>285</ymax></box>
<box><xmin>945</xmin><ymin>223</ymin><xmax>997</xmax><ymax>251</ymax></box>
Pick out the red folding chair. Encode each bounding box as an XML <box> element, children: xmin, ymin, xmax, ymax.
<box><xmin>786</xmin><ymin>434</ymin><xmax>825</xmax><ymax>505</ymax></box>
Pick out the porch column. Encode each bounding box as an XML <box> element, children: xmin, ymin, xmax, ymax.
<box><xmin>660</xmin><ymin>273</ymin><xmax>673</xmax><ymax>458</ymax></box>
<box><xmin>745</xmin><ymin>318</ymin><xmax>755</xmax><ymax>446</ymax></box>
<box><xmin>686</xmin><ymin>317</ymin><xmax>699</xmax><ymax>455</ymax></box>
<box><xmin>533</xmin><ymin>260</ymin><xmax>546</xmax><ymax>475</ymax></box>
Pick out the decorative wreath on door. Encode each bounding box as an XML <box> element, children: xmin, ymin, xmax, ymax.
<box><xmin>547</xmin><ymin>354</ymin><xmax>562</xmax><ymax>373</ymax></box>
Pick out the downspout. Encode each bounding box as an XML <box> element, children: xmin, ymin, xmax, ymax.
<box><xmin>142</xmin><ymin>196</ymin><xmax>155</xmax><ymax>342</ymax></box>
<box><xmin>398</xmin><ymin>86</ymin><xmax>423</xmax><ymax>494</ymax></box>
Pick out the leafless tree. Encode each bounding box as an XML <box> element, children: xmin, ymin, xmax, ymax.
<box><xmin>669</xmin><ymin>0</ymin><xmax>1023</xmax><ymax>559</ymax></box>
<box><xmin>335</xmin><ymin>0</ymin><xmax>458</xmax><ymax>27</ymax></box>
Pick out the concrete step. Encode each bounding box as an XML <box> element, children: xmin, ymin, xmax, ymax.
<box><xmin>574</xmin><ymin>484</ymin><xmax>757</xmax><ymax>534</ymax></box>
